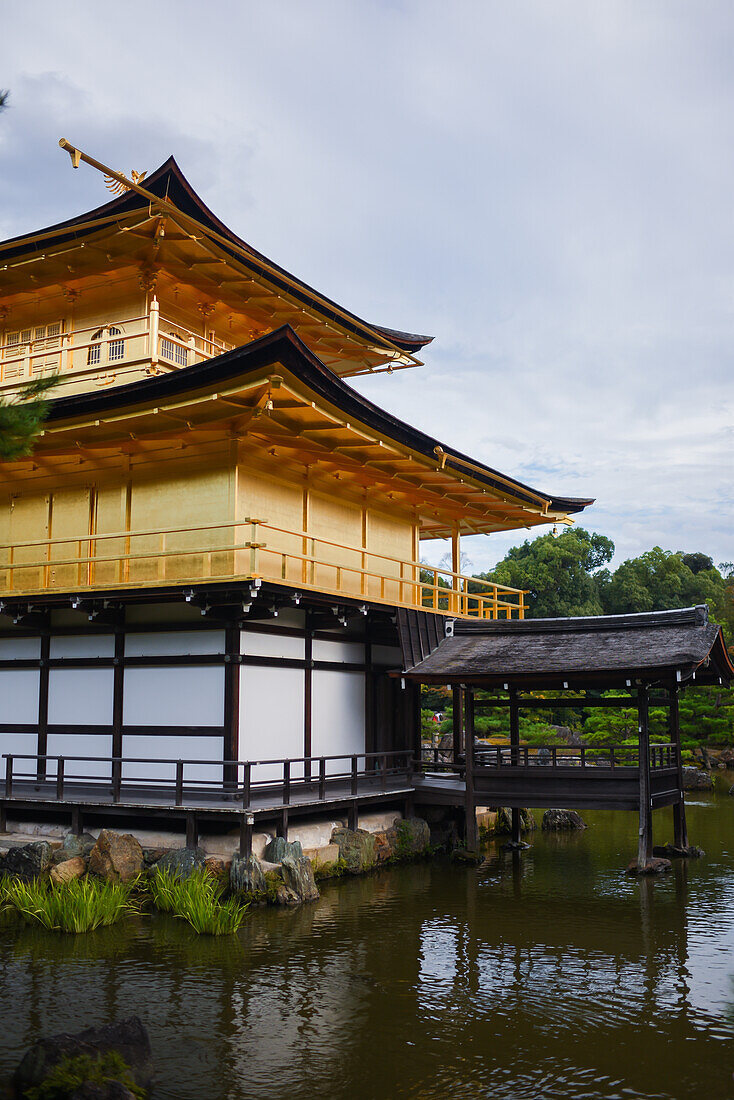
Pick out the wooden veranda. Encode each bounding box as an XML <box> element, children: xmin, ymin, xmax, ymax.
<box><xmin>397</xmin><ymin>605</ymin><xmax>734</xmax><ymax>868</ymax></box>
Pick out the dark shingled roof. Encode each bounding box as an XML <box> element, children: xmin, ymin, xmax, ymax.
<box><xmin>398</xmin><ymin>606</ymin><xmax>734</xmax><ymax>689</ymax></box>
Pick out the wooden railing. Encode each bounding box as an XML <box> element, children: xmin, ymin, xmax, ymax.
<box><xmin>418</xmin><ymin>743</ymin><xmax>679</xmax><ymax>771</ymax></box>
<box><xmin>0</xmin><ymin>517</ymin><xmax>527</xmax><ymax>618</ymax></box>
<box><xmin>2</xmin><ymin>750</ymin><xmax>415</xmax><ymax>808</ymax></box>
<box><xmin>0</xmin><ymin>301</ymin><xmax>231</xmax><ymax>391</ymax></box>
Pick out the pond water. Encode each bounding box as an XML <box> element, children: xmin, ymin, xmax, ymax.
<box><xmin>2</xmin><ymin>789</ymin><xmax>734</xmax><ymax>1100</ymax></box>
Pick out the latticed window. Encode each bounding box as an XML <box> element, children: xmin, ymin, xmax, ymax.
<box><xmin>160</xmin><ymin>332</ymin><xmax>188</xmax><ymax>367</ymax></box>
<box><xmin>88</xmin><ymin>325</ymin><xmax>124</xmax><ymax>365</ymax></box>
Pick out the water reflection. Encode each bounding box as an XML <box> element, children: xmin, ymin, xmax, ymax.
<box><xmin>1</xmin><ymin>798</ymin><xmax>734</xmax><ymax>1099</ymax></box>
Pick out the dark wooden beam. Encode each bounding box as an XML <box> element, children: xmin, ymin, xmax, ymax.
<box><xmin>36</xmin><ymin>634</ymin><xmax>50</xmax><ymax>782</ymax></box>
<box><xmin>464</xmin><ymin>688</ymin><xmax>477</xmax><ymax>851</ymax></box>
<box><xmin>223</xmin><ymin>624</ymin><xmax>240</xmax><ymax>787</ymax></box>
<box><xmin>637</xmin><ymin>685</ymin><xmax>653</xmax><ymax>868</ymax></box>
<box><xmin>670</xmin><ymin>686</ymin><xmax>688</xmax><ymax>848</ymax></box>
<box><xmin>111</xmin><ymin>630</ymin><xmax>124</xmax><ymax>800</ymax></box>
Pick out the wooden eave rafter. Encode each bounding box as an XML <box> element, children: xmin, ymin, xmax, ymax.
<box><xmin>19</xmin><ymin>367</ymin><xmax>570</xmax><ymax>537</ymax></box>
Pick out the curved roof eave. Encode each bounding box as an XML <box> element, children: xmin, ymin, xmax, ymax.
<box><xmin>0</xmin><ymin>156</ymin><xmax>433</xmax><ymax>356</ymax></box>
<box><xmin>44</xmin><ymin>324</ymin><xmax>592</xmax><ymax>517</ymax></box>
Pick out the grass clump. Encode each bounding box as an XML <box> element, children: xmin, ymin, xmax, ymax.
<box><xmin>1</xmin><ymin>876</ymin><xmax>138</xmax><ymax>934</ymax></box>
<box><xmin>148</xmin><ymin>869</ymin><xmax>248</xmax><ymax>935</ymax></box>
<box><xmin>24</xmin><ymin>1050</ymin><xmax>146</xmax><ymax>1099</ymax></box>
<box><xmin>312</xmin><ymin>856</ymin><xmax>348</xmax><ymax>882</ymax></box>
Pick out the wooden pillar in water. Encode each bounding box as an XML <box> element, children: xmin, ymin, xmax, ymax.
<box><xmin>670</xmin><ymin>685</ymin><xmax>689</xmax><ymax>848</ymax></box>
<box><xmin>452</xmin><ymin>684</ymin><xmax>464</xmax><ymax>759</ymax></box>
<box><xmin>509</xmin><ymin>687</ymin><xmax>521</xmax><ymax>844</ymax></box>
<box><xmin>637</xmin><ymin>684</ymin><xmax>653</xmax><ymax>869</ymax></box>
<box><xmin>464</xmin><ymin>687</ymin><xmax>478</xmax><ymax>851</ymax></box>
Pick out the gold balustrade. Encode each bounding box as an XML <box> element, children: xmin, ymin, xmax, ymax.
<box><xmin>0</xmin><ymin>518</ymin><xmax>526</xmax><ymax>619</ymax></box>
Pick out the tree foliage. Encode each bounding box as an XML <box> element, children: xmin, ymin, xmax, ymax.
<box><xmin>0</xmin><ymin>375</ymin><xmax>59</xmax><ymax>460</ymax></box>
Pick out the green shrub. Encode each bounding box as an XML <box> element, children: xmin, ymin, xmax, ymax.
<box><xmin>148</xmin><ymin>869</ymin><xmax>248</xmax><ymax>935</ymax></box>
<box><xmin>312</xmin><ymin>857</ymin><xmax>348</xmax><ymax>882</ymax></box>
<box><xmin>1</xmin><ymin>876</ymin><xmax>138</xmax><ymax>934</ymax></box>
<box><xmin>24</xmin><ymin>1050</ymin><xmax>146</xmax><ymax>1099</ymax></box>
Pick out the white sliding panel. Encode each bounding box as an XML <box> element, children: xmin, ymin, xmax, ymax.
<box><xmin>122</xmin><ymin>734</ymin><xmax>224</xmax><ymax>787</ymax></box>
<box><xmin>123</xmin><ymin>667</ymin><xmax>224</xmax><ymax>727</ymax></box>
<box><xmin>241</xmin><ymin>631</ymin><xmax>305</xmax><ymax>660</ymax></box>
<box><xmin>0</xmin><ymin>670</ymin><xmax>39</xmax><ymax>723</ymax></box>
<box><xmin>125</xmin><ymin>630</ymin><xmax>225</xmax><ymax>656</ymax></box>
<box><xmin>0</xmin><ymin>638</ymin><xmax>41</xmax><ymax>659</ymax></box>
<box><xmin>239</xmin><ymin>665</ymin><xmax>304</xmax><ymax>782</ymax></box>
<box><xmin>312</xmin><ymin>669</ymin><xmax>365</xmax><ymax>773</ymax></box>
<box><xmin>48</xmin><ymin>669</ymin><xmax>114</xmax><ymax>726</ymax></box>
<box><xmin>1</xmin><ymin>733</ymin><xmax>39</xmax><ymax>775</ymax></box>
<box><xmin>50</xmin><ymin>635</ymin><xmax>115</xmax><ymax>658</ymax></box>
<box><xmin>312</xmin><ymin>638</ymin><xmax>365</xmax><ymax>664</ymax></box>
<box><xmin>45</xmin><ymin>733</ymin><xmax>113</xmax><ymax>780</ymax></box>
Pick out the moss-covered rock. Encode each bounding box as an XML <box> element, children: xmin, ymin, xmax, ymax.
<box><xmin>331</xmin><ymin>827</ymin><xmax>376</xmax><ymax>873</ymax></box>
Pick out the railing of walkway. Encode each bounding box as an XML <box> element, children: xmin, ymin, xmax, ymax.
<box><xmin>1</xmin><ymin>750</ymin><xmax>415</xmax><ymax>809</ymax></box>
<box><xmin>418</xmin><ymin>743</ymin><xmax>679</xmax><ymax>771</ymax></box>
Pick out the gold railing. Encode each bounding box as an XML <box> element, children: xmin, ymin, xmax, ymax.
<box><xmin>0</xmin><ymin>301</ymin><xmax>231</xmax><ymax>390</ymax></box>
<box><xmin>0</xmin><ymin>519</ymin><xmax>526</xmax><ymax>619</ymax></box>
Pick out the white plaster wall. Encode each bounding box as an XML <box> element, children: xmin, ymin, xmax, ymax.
<box><xmin>312</xmin><ymin>669</ymin><xmax>365</xmax><ymax>772</ymax></box>
<box><xmin>1</xmin><ymin>732</ymin><xmax>39</xmax><ymax>775</ymax></box>
<box><xmin>0</xmin><ymin>638</ymin><xmax>41</xmax><ymax>659</ymax></box>
<box><xmin>45</xmin><ymin>733</ymin><xmax>113</xmax><ymax>779</ymax></box>
<box><xmin>239</xmin><ymin>665</ymin><xmax>304</xmax><ymax>781</ymax></box>
<box><xmin>241</xmin><ymin>631</ymin><xmax>305</xmax><ymax>660</ymax></box>
<box><xmin>312</xmin><ymin>638</ymin><xmax>365</xmax><ymax>664</ymax></box>
<box><xmin>124</xmin><ymin>630</ymin><xmax>225</xmax><ymax>656</ymax></box>
<box><xmin>0</xmin><ymin>670</ymin><xmax>39</xmax><ymax>723</ymax></box>
<box><xmin>123</xmin><ymin>667</ymin><xmax>224</xmax><ymax>726</ymax></box>
<box><xmin>50</xmin><ymin>635</ymin><xmax>115</xmax><ymax>658</ymax></box>
<box><xmin>122</xmin><ymin>734</ymin><xmax>224</xmax><ymax>785</ymax></box>
<box><xmin>48</xmin><ymin>669</ymin><xmax>114</xmax><ymax>726</ymax></box>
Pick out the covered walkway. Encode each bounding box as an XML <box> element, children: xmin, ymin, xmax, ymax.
<box><xmin>398</xmin><ymin>606</ymin><xmax>734</xmax><ymax>866</ymax></box>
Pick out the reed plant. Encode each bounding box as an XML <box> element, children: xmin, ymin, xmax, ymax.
<box><xmin>0</xmin><ymin>875</ymin><xmax>139</xmax><ymax>934</ymax></box>
<box><xmin>148</xmin><ymin>868</ymin><xmax>248</xmax><ymax>935</ymax></box>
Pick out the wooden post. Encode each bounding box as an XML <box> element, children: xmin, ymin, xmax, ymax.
<box><xmin>37</xmin><ymin>634</ymin><xmax>50</xmax><ymax>782</ymax></box>
<box><xmin>452</xmin><ymin>684</ymin><xmax>464</xmax><ymax>760</ymax></box>
<box><xmin>511</xmin><ymin>808</ymin><xmax>521</xmax><ymax>845</ymax></box>
<box><xmin>670</xmin><ymin>686</ymin><xmax>689</xmax><ymax>848</ymax></box>
<box><xmin>186</xmin><ymin>812</ymin><xmax>198</xmax><ymax>849</ymax></box>
<box><xmin>464</xmin><ymin>687</ymin><xmax>478</xmax><ymax>851</ymax></box>
<box><xmin>223</xmin><ymin>624</ymin><xmax>240</xmax><ymax>789</ymax></box>
<box><xmin>112</xmin><ymin>630</ymin><xmax>124</xmax><ymax>801</ymax></box>
<box><xmin>239</xmin><ymin>812</ymin><xmax>253</xmax><ymax>858</ymax></box>
<box><xmin>637</xmin><ymin>684</ymin><xmax>653</xmax><ymax>869</ymax></box>
<box><xmin>451</xmin><ymin>525</ymin><xmax>461</xmax><ymax>614</ymax></box>
<box><xmin>304</xmin><ymin>613</ymin><xmax>313</xmax><ymax>778</ymax></box>
<box><xmin>509</xmin><ymin>686</ymin><xmax>519</xmax><ymax>767</ymax></box>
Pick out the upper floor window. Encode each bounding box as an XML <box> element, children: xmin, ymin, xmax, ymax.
<box><xmin>88</xmin><ymin>325</ymin><xmax>124</xmax><ymax>366</ymax></box>
<box><xmin>160</xmin><ymin>330</ymin><xmax>188</xmax><ymax>367</ymax></box>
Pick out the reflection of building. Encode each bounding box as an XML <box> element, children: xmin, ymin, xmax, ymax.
<box><xmin>0</xmin><ymin>146</ymin><xmax>589</xmax><ymax>834</ymax></box>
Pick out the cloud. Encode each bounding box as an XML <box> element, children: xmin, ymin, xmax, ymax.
<box><xmin>1</xmin><ymin>1</ymin><xmax>732</xmax><ymax>574</ymax></box>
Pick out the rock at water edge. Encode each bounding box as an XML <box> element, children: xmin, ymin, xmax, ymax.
<box><xmin>262</xmin><ymin>836</ymin><xmax>303</xmax><ymax>863</ymax></box>
<box><xmin>682</xmin><ymin>766</ymin><xmax>714</xmax><ymax>791</ymax></box>
<box><xmin>626</xmin><ymin>857</ymin><xmax>672</xmax><ymax>876</ymax></box>
<box><xmin>280</xmin><ymin>855</ymin><xmax>320</xmax><ymax>903</ymax></box>
<box><xmin>542</xmin><ymin>809</ymin><xmax>587</xmax><ymax>831</ymax></box>
<box><xmin>50</xmin><ymin>856</ymin><xmax>86</xmax><ymax>886</ymax></box>
<box><xmin>13</xmin><ymin>1016</ymin><xmax>153</xmax><ymax>1095</ymax></box>
<box><xmin>155</xmin><ymin>846</ymin><xmax>206</xmax><ymax>880</ymax></box>
<box><xmin>230</xmin><ymin>854</ymin><xmax>267</xmax><ymax>896</ymax></box>
<box><xmin>1</xmin><ymin>841</ymin><xmax>53</xmax><ymax>881</ymax></box>
<box><xmin>331</xmin><ymin>827</ymin><xmax>376</xmax><ymax>873</ymax></box>
<box><xmin>88</xmin><ymin>832</ymin><xmax>144</xmax><ymax>884</ymax></box>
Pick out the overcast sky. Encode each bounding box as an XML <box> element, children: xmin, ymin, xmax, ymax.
<box><xmin>1</xmin><ymin>1</ymin><xmax>732</xmax><ymax>573</ymax></box>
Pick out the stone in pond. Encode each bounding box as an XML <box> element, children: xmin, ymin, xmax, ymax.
<box><xmin>155</xmin><ymin>846</ymin><xmax>206</xmax><ymax>879</ymax></box>
<box><xmin>13</xmin><ymin>1016</ymin><xmax>153</xmax><ymax>1096</ymax></box>
<box><xmin>542</xmin><ymin>809</ymin><xmax>586</xmax><ymax>831</ymax></box>
<box><xmin>331</xmin><ymin>827</ymin><xmax>376</xmax><ymax>873</ymax></box>
<box><xmin>2</xmin><ymin>841</ymin><xmax>53</xmax><ymax>881</ymax></box>
<box><xmin>262</xmin><ymin>836</ymin><xmax>303</xmax><ymax>863</ymax></box>
<box><xmin>280</xmin><ymin>854</ymin><xmax>320</xmax><ymax>903</ymax></box>
<box><xmin>652</xmin><ymin>843</ymin><xmax>705</xmax><ymax>859</ymax></box>
<box><xmin>230</xmin><ymin>854</ymin><xmax>266</xmax><ymax>896</ymax></box>
<box><xmin>626</xmin><ymin>857</ymin><xmax>672</xmax><ymax>875</ymax></box>
<box><xmin>50</xmin><ymin>856</ymin><xmax>86</xmax><ymax>886</ymax></box>
<box><xmin>682</xmin><ymin>766</ymin><xmax>714</xmax><ymax>791</ymax></box>
<box><xmin>88</xmin><ymin>831</ymin><xmax>143</xmax><ymax>884</ymax></box>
